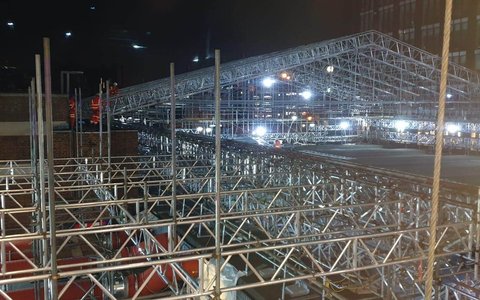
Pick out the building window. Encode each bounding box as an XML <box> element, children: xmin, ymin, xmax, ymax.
<box><xmin>422</xmin><ymin>0</ymin><xmax>442</xmax><ymax>24</ymax></box>
<box><xmin>400</xmin><ymin>0</ymin><xmax>416</xmax><ymax>28</ymax></box>
<box><xmin>475</xmin><ymin>49</ymin><xmax>480</xmax><ymax>70</ymax></box>
<box><xmin>399</xmin><ymin>28</ymin><xmax>415</xmax><ymax>43</ymax></box>
<box><xmin>361</xmin><ymin>10</ymin><xmax>375</xmax><ymax>31</ymax></box>
<box><xmin>477</xmin><ymin>15</ymin><xmax>480</xmax><ymax>47</ymax></box>
<box><xmin>449</xmin><ymin>51</ymin><xmax>467</xmax><ymax>65</ymax></box>
<box><xmin>421</xmin><ymin>23</ymin><xmax>441</xmax><ymax>49</ymax></box>
<box><xmin>379</xmin><ymin>4</ymin><xmax>394</xmax><ymax>33</ymax></box>
<box><xmin>361</xmin><ymin>0</ymin><xmax>374</xmax><ymax>11</ymax></box>
<box><xmin>451</xmin><ymin>17</ymin><xmax>468</xmax><ymax>32</ymax></box>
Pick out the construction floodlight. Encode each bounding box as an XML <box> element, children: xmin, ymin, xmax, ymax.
<box><xmin>300</xmin><ymin>90</ymin><xmax>313</xmax><ymax>100</ymax></box>
<box><xmin>262</xmin><ymin>78</ymin><xmax>275</xmax><ymax>88</ymax></box>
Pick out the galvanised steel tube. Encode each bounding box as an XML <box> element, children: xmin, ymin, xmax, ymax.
<box><xmin>170</xmin><ymin>62</ymin><xmax>177</xmax><ymax>252</ymax></box>
<box><xmin>43</xmin><ymin>37</ymin><xmax>58</xmax><ymax>300</ymax></box>
<box><xmin>214</xmin><ymin>48</ymin><xmax>222</xmax><ymax>300</ymax></box>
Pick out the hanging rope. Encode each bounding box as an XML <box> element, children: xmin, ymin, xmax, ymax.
<box><xmin>425</xmin><ymin>0</ymin><xmax>452</xmax><ymax>298</ymax></box>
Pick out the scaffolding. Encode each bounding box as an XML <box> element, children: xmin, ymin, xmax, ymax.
<box><xmin>0</xmin><ymin>129</ymin><xmax>478</xmax><ymax>299</ymax></box>
<box><xmin>3</xmin><ymin>30</ymin><xmax>480</xmax><ymax>299</ymax></box>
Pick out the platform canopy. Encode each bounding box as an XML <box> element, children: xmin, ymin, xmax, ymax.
<box><xmin>111</xmin><ymin>30</ymin><xmax>480</xmax><ymax>119</ymax></box>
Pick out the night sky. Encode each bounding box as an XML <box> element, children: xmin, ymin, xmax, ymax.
<box><xmin>0</xmin><ymin>0</ymin><xmax>356</xmax><ymax>94</ymax></box>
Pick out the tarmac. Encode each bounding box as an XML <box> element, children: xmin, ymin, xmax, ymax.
<box><xmin>296</xmin><ymin>143</ymin><xmax>480</xmax><ymax>187</ymax></box>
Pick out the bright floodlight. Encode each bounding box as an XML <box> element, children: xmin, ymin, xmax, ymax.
<box><xmin>395</xmin><ymin>120</ymin><xmax>408</xmax><ymax>132</ymax></box>
<box><xmin>281</xmin><ymin>72</ymin><xmax>288</xmax><ymax>79</ymax></box>
<box><xmin>132</xmin><ymin>44</ymin><xmax>146</xmax><ymax>49</ymax></box>
<box><xmin>262</xmin><ymin>77</ymin><xmax>275</xmax><ymax>88</ymax></box>
<box><xmin>309</xmin><ymin>123</ymin><xmax>315</xmax><ymax>128</ymax></box>
<box><xmin>446</xmin><ymin>123</ymin><xmax>460</xmax><ymax>134</ymax></box>
<box><xmin>447</xmin><ymin>93</ymin><xmax>453</xmax><ymax>99</ymax></box>
<box><xmin>300</xmin><ymin>90</ymin><xmax>313</xmax><ymax>100</ymax></box>
<box><xmin>6</xmin><ymin>21</ymin><xmax>14</xmax><ymax>27</ymax></box>
<box><xmin>326</xmin><ymin>65</ymin><xmax>334</xmax><ymax>73</ymax></box>
<box><xmin>196</xmin><ymin>126</ymin><xmax>204</xmax><ymax>132</ymax></box>
<box><xmin>253</xmin><ymin>126</ymin><xmax>267</xmax><ymax>137</ymax></box>
<box><xmin>65</xmin><ymin>31</ymin><xmax>72</xmax><ymax>38</ymax></box>
<box><xmin>326</xmin><ymin>87</ymin><xmax>332</xmax><ymax>93</ymax></box>
<box><xmin>193</xmin><ymin>56</ymin><xmax>199</xmax><ymax>63</ymax></box>
<box><xmin>205</xmin><ymin>128</ymin><xmax>213</xmax><ymax>133</ymax></box>
<box><xmin>291</xmin><ymin>115</ymin><xmax>298</xmax><ymax>121</ymax></box>
<box><xmin>339</xmin><ymin>121</ymin><xmax>349</xmax><ymax>130</ymax></box>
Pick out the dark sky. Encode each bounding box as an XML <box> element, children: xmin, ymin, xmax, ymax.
<box><xmin>0</xmin><ymin>0</ymin><xmax>357</xmax><ymax>93</ymax></box>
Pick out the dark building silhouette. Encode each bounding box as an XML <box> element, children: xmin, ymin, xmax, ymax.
<box><xmin>357</xmin><ymin>0</ymin><xmax>480</xmax><ymax>70</ymax></box>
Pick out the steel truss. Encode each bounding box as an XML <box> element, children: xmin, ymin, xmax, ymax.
<box><xmin>111</xmin><ymin>31</ymin><xmax>480</xmax><ymax>119</ymax></box>
<box><xmin>370</xmin><ymin>118</ymin><xmax>480</xmax><ymax>152</ymax></box>
<box><xmin>1</xmin><ymin>128</ymin><xmax>478</xmax><ymax>299</ymax></box>
<box><xmin>108</xmin><ymin>30</ymin><xmax>480</xmax><ymax>151</ymax></box>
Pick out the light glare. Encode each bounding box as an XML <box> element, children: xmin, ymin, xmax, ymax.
<box><xmin>253</xmin><ymin>126</ymin><xmax>267</xmax><ymax>137</ymax></box>
<box><xmin>262</xmin><ymin>77</ymin><xmax>275</xmax><ymax>88</ymax></box>
<box><xmin>339</xmin><ymin>121</ymin><xmax>349</xmax><ymax>130</ymax></box>
<box><xmin>395</xmin><ymin>120</ymin><xmax>408</xmax><ymax>132</ymax></box>
<box><xmin>446</xmin><ymin>123</ymin><xmax>460</xmax><ymax>134</ymax></box>
<box><xmin>300</xmin><ymin>90</ymin><xmax>312</xmax><ymax>100</ymax></box>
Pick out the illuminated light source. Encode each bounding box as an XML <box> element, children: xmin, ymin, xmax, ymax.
<box><xmin>300</xmin><ymin>90</ymin><xmax>313</xmax><ymax>100</ymax></box>
<box><xmin>65</xmin><ymin>31</ymin><xmax>72</xmax><ymax>38</ymax></box>
<box><xmin>326</xmin><ymin>65</ymin><xmax>335</xmax><ymax>73</ymax></box>
<box><xmin>132</xmin><ymin>44</ymin><xmax>146</xmax><ymax>49</ymax></box>
<box><xmin>326</xmin><ymin>87</ymin><xmax>332</xmax><ymax>93</ymax></box>
<box><xmin>446</xmin><ymin>93</ymin><xmax>452</xmax><ymax>99</ymax></box>
<box><xmin>307</xmin><ymin>116</ymin><xmax>313</xmax><ymax>122</ymax></box>
<box><xmin>309</xmin><ymin>123</ymin><xmax>315</xmax><ymax>128</ymax></box>
<box><xmin>7</xmin><ymin>21</ymin><xmax>14</xmax><ymax>27</ymax></box>
<box><xmin>446</xmin><ymin>123</ymin><xmax>460</xmax><ymax>134</ymax></box>
<box><xmin>252</xmin><ymin>126</ymin><xmax>267</xmax><ymax>137</ymax></box>
<box><xmin>339</xmin><ymin>121</ymin><xmax>350</xmax><ymax>130</ymax></box>
<box><xmin>291</xmin><ymin>116</ymin><xmax>298</xmax><ymax>121</ymax></box>
<box><xmin>262</xmin><ymin>77</ymin><xmax>275</xmax><ymax>88</ymax></box>
<box><xmin>395</xmin><ymin>120</ymin><xmax>408</xmax><ymax>132</ymax></box>
<box><xmin>193</xmin><ymin>56</ymin><xmax>199</xmax><ymax>63</ymax></box>
<box><xmin>196</xmin><ymin>126</ymin><xmax>204</xmax><ymax>132</ymax></box>
<box><xmin>205</xmin><ymin>128</ymin><xmax>213</xmax><ymax>133</ymax></box>
<box><xmin>280</xmin><ymin>72</ymin><xmax>288</xmax><ymax>79</ymax></box>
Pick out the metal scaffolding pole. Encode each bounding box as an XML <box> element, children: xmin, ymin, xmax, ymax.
<box><xmin>99</xmin><ymin>79</ymin><xmax>103</xmax><ymax>159</ymax></box>
<box><xmin>79</xmin><ymin>88</ymin><xmax>83</xmax><ymax>157</ymax></box>
<box><xmin>43</xmin><ymin>37</ymin><xmax>58</xmax><ymax>300</ymax></box>
<box><xmin>214</xmin><ymin>49</ymin><xmax>222</xmax><ymax>300</ymax></box>
<box><xmin>170</xmin><ymin>62</ymin><xmax>177</xmax><ymax>252</ymax></box>
<box><xmin>106</xmin><ymin>80</ymin><xmax>112</xmax><ymax>180</ymax></box>
<box><xmin>75</xmin><ymin>88</ymin><xmax>79</xmax><ymax>158</ymax></box>
<box><xmin>35</xmin><ymin>53</ymin><xmax>50</xmax><ymax>300</ymax></box>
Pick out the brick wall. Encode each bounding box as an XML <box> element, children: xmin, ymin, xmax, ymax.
<box><xmin>0</xmin><ymin>93</ymin><xmax>69</xmax><ymax>123</ymax></box>
<box><xmin>0</xmin><ymin>130</ymin><xmax>138</xmax><ymax>160</ymax></box>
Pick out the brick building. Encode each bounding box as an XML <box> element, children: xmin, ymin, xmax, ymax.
<box><xmin>357</xmin><ymin>0</ymin><xmax>480</xmax><ymax>70</ymax></box>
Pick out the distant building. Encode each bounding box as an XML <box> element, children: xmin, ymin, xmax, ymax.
<box><xmin>357</xmin><ymin>0</ymin><xmax>480</xmax><ymax>71</ymax></box>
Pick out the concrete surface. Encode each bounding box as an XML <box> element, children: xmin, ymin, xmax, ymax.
<box><xmin>297</xmin><ymin>143</ymin><xmax>480</xmax><ymax>187</ymax></box>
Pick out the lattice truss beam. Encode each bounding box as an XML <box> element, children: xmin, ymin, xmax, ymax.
<box><xmin>0</xmin><ymin>132</ymin><xmax>477</xmax><ymax>299</ymax></box>
<box><xmin>111</xmin><ymin>31</ymin><xmax>480</xmax><ymax>119</ymax></box>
